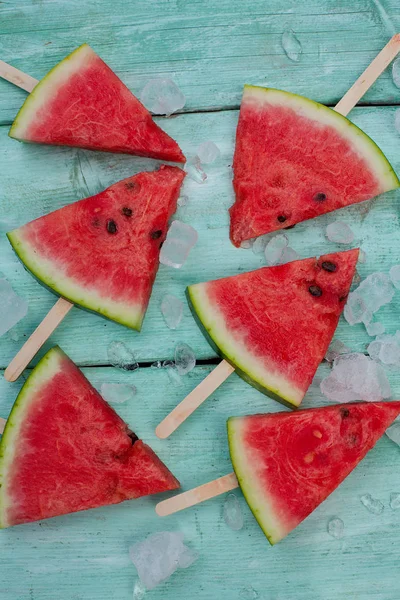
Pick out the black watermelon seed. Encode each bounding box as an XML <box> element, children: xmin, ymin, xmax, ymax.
<box><xmin>127</xmin><ymin>430</ymin><xmax>139</xmax><ymax>444</ymax></box>
<box><xmin>125</xmin><ymin>181</ymin><xmax>140</xmax><ymax>191</ymax></box>
<box><xmin>284</xmin><ymin>224</ymin><xmax>296</xmax><ymax>230</ymax></box>
<box><xmin>340</xmin><ymin>408</ymin><xmax>350</xmax><ymax>418</ymax></box>
<box><xmin>121</xmin><ymin>207</ymin><xmax>133</xmax><ymax>217</ymax></box>
<box><xmin>309</xmin><ymin>285</ymin><xmax>322</xmax><ymax>297</ymax></box>
<box><xmin>314</xmin><ymin>192</ymin><xmax>327</xmax><ymax>202</ymax></box>
<box><xmin>322</xmin><ymin>261</ymin><xmax>337</xmax><ymax>273</ymax></box>
<box><xmin>277</xmin><ymin>215</ymin><xmax>287</xmax><ymax>223</ymax></box>
<box><xmin>106</xmin><ymin>219</ymin><xmax>118</xmax><ymax>234</ymax></box>
<box><xmin>151</xmin><ymin>230</ymin><xmax>163</xmax><ymax>239</ymax></box>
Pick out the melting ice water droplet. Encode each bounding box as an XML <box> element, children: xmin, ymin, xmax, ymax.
<box><xmin>140</xmin><ymin>78</ymin><xmax>185</xmax><ymax>116</ymax></box>
<box><xmin>223</xmin><ymin>494</ymin><xmax>244</xmax><ymax>531</ymax></box>
<box><xmin>281</xmin><ymin>29</ymin><xmax>302</xmax><ymax>62</ymax></box>
<box><xmin>327</xmin><ymin>517</ymin><xmax>344</xmax><ymax>539</ymax></box>
<box><xmin>160</xmin><ymin>294</ymin><xmax>183</xmax><ymax>330</ymax></box>
<box><xmin>360</xmin><ymin>493</ymin><xmax>384</xmax><ymax>515</ymax></box>
<box><xmin>389</xmin><ymin>493</ymin><xmax>400</xmax><ymax>510</ymax></box>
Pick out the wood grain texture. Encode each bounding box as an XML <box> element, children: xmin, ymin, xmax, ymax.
<box><xmin>1</xmin><ymin>363</ymin><xmax>400</xmax><ymax>600</ymax></box>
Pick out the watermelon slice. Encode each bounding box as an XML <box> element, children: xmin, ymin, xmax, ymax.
<box><xmin>230</xmin><ymin>86</ymin><xmax>399</xmax><ymax>246</ymax></box>
<box><xmin>0</xmin><ymin>346</ymin><xmax>179</xmax><ymax>527</ymax></box>
<box><xmin>228</xmin><ymin>401</ymin><xmax>400</xmax><ymax>544</ymax></box>
<box><xmin>187</xmin><ymin>249</ymin><xmax>358</xmax><ymax>408</ymax></box>
<box><xmin>7</xmin><ymin>166</ymin><xmax>185</xmax><ymax>330</ymax></box>
<box><xmin>9</xmin><ymin>44</ymin><xmax>185</xmax><ymax>163</ymax></box>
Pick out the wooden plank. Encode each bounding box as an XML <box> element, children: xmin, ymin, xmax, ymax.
<box><xmin>1</xmin><ymin>0</ymin><xmax>400</xmax><ymax>123</ymax></box>
<box><xmin>1</xmin><ymin>362</ymin><xmax>400</xmax><ymax>600</ymax></box>
<box><xmin>1</xmin><ymin>106</ymin><xmax>400</xmax><ymax>368</ymax></box>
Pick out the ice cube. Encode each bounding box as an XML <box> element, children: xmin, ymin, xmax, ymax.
<box><xmin>252</xmin><ymin>234</ymin><xmax>269</xmax><ymax>255</ymax></box>
<box><xmin>133</xmin><ymin>579</ymin><xmax>146</xmax><ymax>600</ymax></box>
<box><xmin>393</xmin><ymin>58</ymin><xmax>400</xmax><ymax>88</ymax></box>
<box><xmin>160</xmin><ymin>221</ymin><xmax>198</xmax><ymax>269</ymax></box>
<box><xmin>325</xmin><ymin>221</ymin><xmax>354</xmax><ymax>244</ymax></box>
<box><xmin>358</xmin><ymin>249</ymin><xmax>367</xmax><ymax>264</ymax></box>
<box><xmin>327</xmin><ymin>517</ymin><xmax>344</xmax><ymax>539</ymax></box>
<box><xmin>324</xmin><ymin>339</ymin><xmax>351</xmax><ymax>363</ymax></box>
<box><xmin>185</xmin><ymin>156</ymin><xmax>207</xmax><ymax>184</ymax></box>
<box><xmin>281</xmin><ymin>29</ymin><xmax>302</xmax><ymax>62</ymax></box>
<box><xmin>365</xmin><ymin>321</ymin><xmax>385</xmax><ymax>336</ymax></box>
<box><xmin>320</xmin><ymin>353</ymin><xmax>391</xmax><ymax>403</ymax></box>
<box><xmin>100</xmin><ymin>383</ymin><xmax>136</xmax><ymax>404</ymax></box>
<box><xmin>240</xmin><ymin>239</ymin><xmax>254</xmax><ymax>249</ymax></box>
<box><xmin>196</xmin><ymin>141</ymin><xmax>220</xmax><ymax>164</ymax></box>
<box><xmin>0</xmin><ymin>279</ymin><xmax>28</xmax><ymax>337</ymax></box>
<box><xmin>177</xmin><ymin>195</ymin><xmax>189</xmax><ymax>207</ymax></box>
<box><xmin>239</xmin><ymin>586</ymin><xmax>259</xmax><ymax>600</ymax></box>
<box><xmin>264</xmin><ymin>234</ymin><xmax>288</xmax><ymax>266</ymax></box>
<box><xmin>389</xmin><ymin>493</ymin><xmax>400</xmax><ymax>510</ymax></box>
<box><xmin>223</xmin><ymin>493</ymin><xmax>244</xmax><ymax>531</ymax></box>
<box><xmin>278</xmin><ymin>246</ymin><xmax>299</xmax><ymax>264</ymax></box>
<box><xmin>107</xmin><ymin>341</ymin><xmax>139</xmax><ymax>371</ymax></box>
<box><xmin>367</xmin><ymin>331</ymin><xmax>400</xmax><ymax>366</ymax></box>
<box><xmin>162</xmin><ymin>360</ymin><xmax>182</xmax><ymax>386</ymax></box>
<box><xmin>174</xmin><ymin>342</ymin><xmax>196</xmax><ymax>375</ymax></box>
<box><xmin>140</xmin><ymin>78</ymin><xmax>185</xmax><ymax>116</ymax></box>
<box><xmin>360</xmin><ymin>493</ymin><xmax>384</xmax><ymax>515</ymax></box>
<box><xmin>151</xmin><ymin>361</ymin><xmax>162</xmax><ymax>369</ymax></box>
<box><xmin>160</xmin><ymin>294</ymin><xmax>183</xmax><ymax>330</ymax></box>
<box><xmin>389</xmin><ymin>264</ymin><xmax>400</xmax><ymax>289</ymax></box>
<box><xmin>395</xmin><ymin>109</ymin><xmax>400</xmax><ymax>135</ymax></box>
<box><xmin>129</xmin><ymin>532</ymin><xmax>198</xmax><ymax>590</ymax></box>
<box><xmin>386</xmin><ymin>422</ymin><xmax>400</xmax><ymax>446</ymax></box>
<box><xmin>344</xmin><ymin>272</ymin><xmax>394</xmax><ymax>326</ymax></box>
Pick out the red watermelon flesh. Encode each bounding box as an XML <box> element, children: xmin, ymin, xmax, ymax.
<box><xmin>9</xmin><ymin>44</ymin><xmax>185</xmax><ymax>163</ymax></box>
<box><xmin>228</xmin><ymin>401</ymin><xmax>400</xmax><ymax>544</ymax></box>
<box><xmin>187</xmin><ymin>249</ymin><xmax>358</xmax><ymax>408</ymax></box>
<box><xmin>0</xmin><ymin>347</ymin><xmax>179</xmax><ymax>527</ymax></box>
<box><xmin>230</xmin><ymin>86</ymin><xmax>399</xmax><ymax>247</ymax></box>
<box><xmin>7</xmin><ymin>166</ymin><xmax>185</xmax><ymax>330</ymax></box>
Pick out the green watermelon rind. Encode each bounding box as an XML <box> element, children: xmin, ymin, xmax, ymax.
<box><xmin>0</xmin><ymin>347</ymin><xmax>64</xmax><ymax>528</ymax></box>
<box><xmin>227</xmin><ymin>416</ymin><xmax>283</xmax><ymax>545</ymax></box>
<box><xmin>186</xmin><ymin>286</ymin><xmax>302</xmax><ymax>408</ymax></box>
<box><xmin>6</xmin><ymin>229</ymin><xmax>145</xmax><ymax>331</ymax></box>
<box><xmin>9</xmin><ymin>44</ymin><xmax>93</xmax><ymax>142</ymax></box>
<box><xmin>242</xmin><ymin>85</ymin><xmax>400</xmax><ymax>191</ymax></box>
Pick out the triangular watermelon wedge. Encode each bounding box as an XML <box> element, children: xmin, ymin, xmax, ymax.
<box><xmin>7</xmin><ymin>165</ymin><xmax>185</xmax><ymax>330</ymax></box>
<box><xmin>187</xmin><ymin>249</ymin><xmax>359</xmax><ymax>408</ymax></box>
<box><xmin>228</xmin><ymin>401</ymin><xmax>400</xmax><ymax>544</ymax></box>
<box><xmin>230</xmin><ymin>86</ymin><xmax>399</xmax><ymax>247</ymax></box>
<box><xmin>0</xmin><ymin>347</ymin><xmax>179</xmax><ymax>527</ymax></box>
<box><xmin>9</xmin><ymin>44</ymin><xmax>185</xmax><ymax>163</ymax></box>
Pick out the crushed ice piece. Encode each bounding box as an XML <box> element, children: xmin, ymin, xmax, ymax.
<box><xmin>327</xmin><ymin>517</ymin><xmax>344</xmax><ymax>539</ymax></box>
<box><xmin>160</xmin><ymin>220</ymin><xmax>198</xmax><ymax>269</ymax></box>
<box><xmin>160</xmin><ymin>294</ymin><xmax>183</xmax><ymax>330</ymax></box>
<box><xmin>177</xmin><ymin>195</ymin><xmax>189</xmax><ymax>207</ymax></box>
<box><xmin>240</xmin><ymin>239</ymin><xmax>253</xmax><ymax>249</ymax></box>
<box><xmin>140</xmin><ymin>78</ymin><xmax>185</xmax><ymax>116</ymax></box>
<box><xmin>100</xmin><ymin>383</ymin><xmax>136</xmax><ymax>404</ymax></box>
<box><xmin>393</xmin><ymin>58</ymin><xmax>400</xmax><ymax>88</ymax></box>
<box><xmin>344</xmin><ymin>272</ymin><xmax>394</xmax><ymax>326</ymax></box>
<box><xmin>162</xmin><ymin>360</ymin><xmax>182</xmax><ymax>386</ymax></box>
<box><xmin>223</xmin><ymin>493</ymin><xmax>244</xmax><ymax>531</ymax></box>
<box><xmin>389</xmin><ymin>493</ymin><xmax>400</xmax><ymax>510</ymax></box>
<box><xmin>320</xmin><ymin>353</ymin><xmax>391</xmax><ymax>403</ymax></box>
<box><xmin>133</xmin><ymin>579</ymin><xmax>146</xmax><ymax>600</ymax></box>
<box><xmin>358</xmin><ymin>249</ymin><xmax>367</xmax><ymax>264</ymax></box>
<box><xmin>0</xmin><ymin>279</ymin><xmax>28</xmax><ymax>337</ymax></box>
<box><xmin>395</xmin><ymin>109</ymin><xmax>400</xmax><ymax>135</ymax></box>
<box><xmin>196</xmin><ymin>141</ymin><xmax>220</xmax><ymax>164</ymax></box>
<box><xmin>174</xmin><ymin>342</ymin><xmax>196</xmax><ymax>375</ymax></box>
<box><xmin>367</xmin><ymin>331</ymin><xmax>400</xmax><ymax>366</ymax></box>
<box><xmin>278</xmin><ymin>246</ymin><xmax>299</xmax><ymax>264</ymax></box>
<box><xmin>252</xmin><ymin>234</ymin><xmax>269</xmax><ymax>255</ymax></box>
<box><xmin>281</xmin><ymin>29</ymin><xmax>302</xmax><ymax>62</ymax></box>
<box><xmin>325</xmin><ymin>221</ymin><xmax>354</xmax><ymax>244</ymax></box>
<box><xmin>151</xmin><ymin>360</ymin><xmax>162</xmax><ymax>369</ymax></box>
<box><xmin>365</xmin><ymin>321</ymin><xmax>385</xmax><ymax>336</ymax></box>
<box><xmin>386</xmin><ymin>421</ymin><xmax>400</xmax><ymax>446</ymax></box>
<box><xmin>185</xmin><ymin>156</ymin><xmax>207</xmax><ymax>184</ymax></box>
<box><xmin>325</xmin><ymin>339</ymin><xmax>351</xmax><ymax>363</ymax></box>
<box><xmin>360</xmin><ymin>493</ymin><xmax>384</xmax><ymax>515</ymax></box>
<box><xmin>264</xmin><ymin>234</ymin><xmax>288</xmax><ymax>266</ymax></box>
<box><xmin>389</xmin><ymin>264</ymin><xmax>400</xmax><ymax>289</ymax></box>
<box><xmin>107</xmin><ymin>341</ymin><xmax>139</xmax><ymax>371</ymax></box>
<box><xmin>129</xmin><ymin>532</ymin><xmax>198</xmax><ymax>590</ymax></box>
<box><xmin>239</xmin><ymin>586</ymin><xmax>259</xmax><ymax>600</ymax></box>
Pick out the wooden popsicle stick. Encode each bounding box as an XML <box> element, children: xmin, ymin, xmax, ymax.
<box><xmin>0</xmin><ymin>60</ymin><xmax>38</xmax><ymax>92</ymax></box>
<box><xmin>155</xmin><ymin>359</ymin><xmax>235</xmax><ymax>439</ymax></box>
<box><xmin>156</xmin><ymin>472</ymin><xmax>238</xmax><ymax>517</ymax></box>
<box><xmin>0</xmin><ymin>417</ymin><xmax>6</xmax><ymax>435</ymax></box>
<box><xmin>4</xmin><ymin>298</ymin><xmax>73</xmax><ymax>382</ymax></box>
<box><xmin>334</xmin><ymin>34</ymin><xmax>400</xmax><ymax>116</ymax></box>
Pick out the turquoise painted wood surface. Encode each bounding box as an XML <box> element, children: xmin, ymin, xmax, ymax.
<box><xmin>1</xmin><ymin>1</ymin><xmax>400</xmax><ymax>599</ymax></box>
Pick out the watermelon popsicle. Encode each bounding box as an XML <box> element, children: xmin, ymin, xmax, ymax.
<box><xmin>4</xmin><ymin>166</ymin><xmax>185</xmax><ymax>382</ymax></box>
<box><xmin>156</xmin><ymin>402</ymin><xmax>400</xmax><ymax>544</ymax></box>
<box><xmin>0</xmin><ymin>347</ymin><xmax>179</xmax><ymax>527</ymax></box>
<box><xmin>156</xmin><ymin>249</ymin><xmax>360</xmax><ymax>438</ymax></box>
<box><xmin>2</xmin><ymin>44</ymin><xmax>185</xmax><ymax>162</ymax></box>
